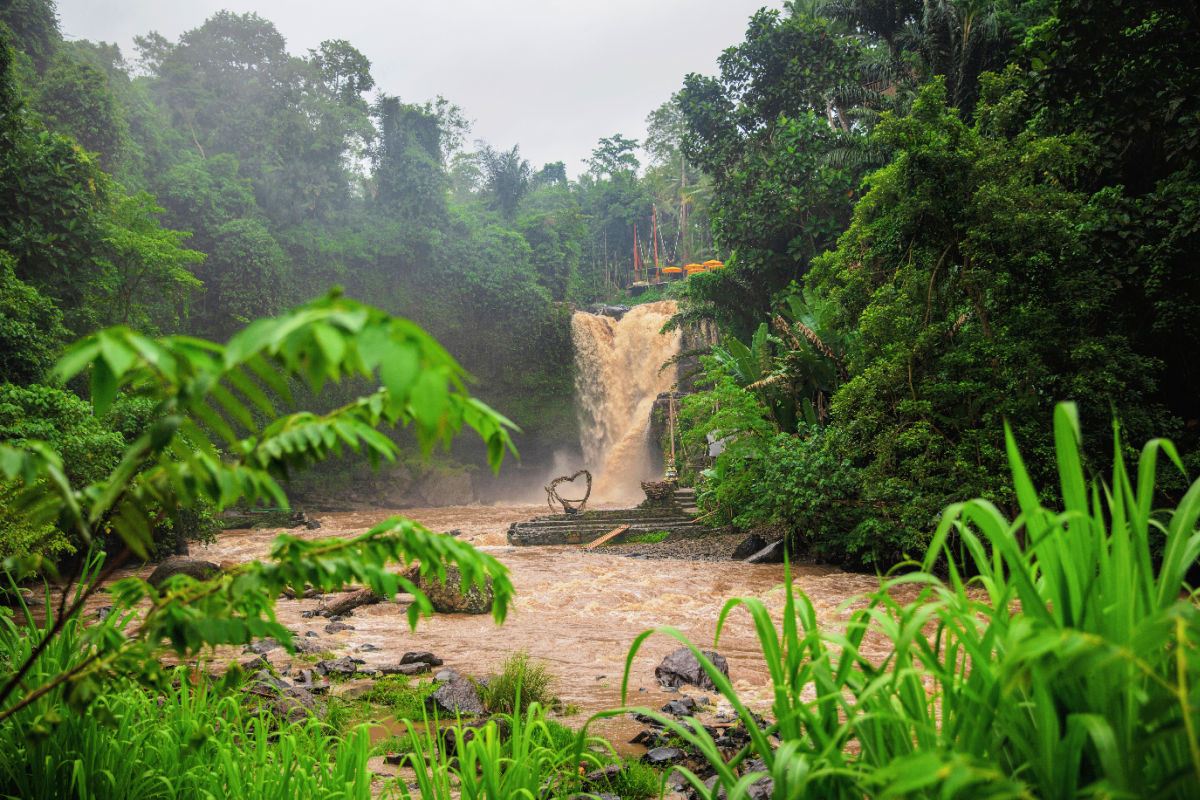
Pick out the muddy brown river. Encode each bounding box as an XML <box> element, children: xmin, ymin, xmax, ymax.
<box><xmin>89</xmin><ymin>505</ymin><xmax>890</xmax><ymax>748</ymax></box>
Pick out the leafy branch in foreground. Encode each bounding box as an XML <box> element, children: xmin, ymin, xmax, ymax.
<box><xmin>0</xmin><ymin>289</ymin><xmax>518</xmax><ymax>723</ymax></box>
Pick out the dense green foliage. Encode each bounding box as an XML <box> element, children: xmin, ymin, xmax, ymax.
<box><xmin>624</xmin><ymin>404</ymin><xmax>1200</xmax><ymax>798</ymax></box>
<box><xmin>0</xmin><ymin>1</ymin><xmax>716</xmax><ymax>544</ymax></box>
<box><xmin>670</xmin><ymin>0</ymin><xmax>1200</xmax><ymax>567</ymax></box>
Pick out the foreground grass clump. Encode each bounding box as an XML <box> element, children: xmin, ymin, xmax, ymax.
<box><xmin>0</xmin><ymin>605</ymin><xmax>375</xmax><ymax>800</ymax></box>
<box><xmin>482</xmin><ymin>650</ymin><xmax>557</xmax><ymax>714</ymax></box>
<box><xmin>619</xmin><ymin>403</ymin><xmax>1200</xmax><ymax>799</ymax></box>
<box><xmin>364</xmin><ymin>674</ymin><xmax>437</xmax><ymax>719</ymax></box>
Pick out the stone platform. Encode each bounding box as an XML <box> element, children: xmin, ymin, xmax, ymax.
<box><xmin>506</xmin><ymin>487</ymin><xmax>702</xmax><ymax>546</ymax></box>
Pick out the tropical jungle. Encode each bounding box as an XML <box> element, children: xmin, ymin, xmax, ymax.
<box><xmin>1</xmin><ymin>1</ymin><xmax>1198</xmax><ymax>799</ymax></box>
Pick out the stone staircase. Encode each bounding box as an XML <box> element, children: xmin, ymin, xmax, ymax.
<box><xmin>507</xmin><ymin>486</ymin><xmax>703</xmax><ymax>546</ymax></box>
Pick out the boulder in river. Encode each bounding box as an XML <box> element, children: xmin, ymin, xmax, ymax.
<box><xmin>401</xmin><ymin>650</ymin><xmax>443</xmax><ymax>666</ymax></box>
<box><xmin>745</xmin><ymin>539</ymin><xmax>786</xmax><ymax>564</ymax></box>
<box><xmin>589</xmin><ymin>303</ymin><xmax>630</xmax><ymax>320</ymax></box>
<box><xmin>654</xmin><ymin>647</ymin><xmax>729</xmax><ymax>691</ymax></box>
<box><xmin>378</xmin><ymin>662</ymin><xmax>431</xmax><ymax>676</ymax></box>
<box><xmin>147</xmin><ymin>557</ymin><xmax>220</xmax><ymax>591</ymax></box>
<box><xmin>730</xmin><ymin>533</ymin><xmax>767</xmax><ymax>560</ymax></box>
<box><xmin>416</xmin><ymin>566</ymin><xmax>494</xmax><ymax>615</ymax></box>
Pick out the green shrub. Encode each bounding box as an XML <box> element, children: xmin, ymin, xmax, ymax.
<box><xmin>481</xmin><ymin>650</ymin><xmax>556</xmax><ymax>715</ymax></box>
<box><xmin>621</xmin><ymin>403</ymin><xmax>1200</xmax><ymax>798</ymax></box>
<box><xmin>364</xmin><ymin>674</ymin><xmax>437</xmax><ymax>720</ymax></box>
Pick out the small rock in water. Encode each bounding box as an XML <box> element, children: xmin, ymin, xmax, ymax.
<box><xmin>243</xmin><ymin>638</ymin><xmax>283</xmax><ymax>656</ymax></box>
<box><xmin>378</xmin><ymin>662</ymin><xmax>430</xmax><ymax>676</ymax></box>
<box><xmin>301</xmin><ymin>610</ymin><xmax>315</xmax><ymax>619</ymax></box>
<box><xmin>304</xmin><ymin>630</ymin><xmax>320</xmax><ymax>638</ymax></box>
<box><xmin>94</xmin><ymin>606</ymin><xmax>113</xmax><ymax>620</ymax></box>
<box><xmin>359</xmin><ymin>643</ymin><xmax>381</xmax><ymax>652</ymax></box>
<box><xmin>661</xmin><ymin>696</ymin><xmax>697</xmax><ymax>716</ymax></box>
<box><xmin>654</xmin><ymin>647</ymin><xmax>729</xmax><ymax>691</ymax></box>
<box><xmin>315</xmin><ymin>657</ymin><xmax>357</xmax><ymax>677</ymax></box>
<box><xmin>401</xmin><ymin>651</ymin><xmax>442</xmax><ymax>666</ymax></box>
<box><xmin>324</xmin><ymin>621</ymin><xmax>355</xmax><ymax>634</ymax></box>
<box><xmin>594</xmin><ymin>675</ymin><xmax>606</xmax><ymax>680</ymax></box>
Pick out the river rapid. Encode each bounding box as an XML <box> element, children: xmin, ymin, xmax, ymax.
<box><xmin>173</xmin><ymin>505</ymin><xmax>888</xmax><ymax>746</ymax></box>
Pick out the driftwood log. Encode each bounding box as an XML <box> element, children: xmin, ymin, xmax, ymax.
<box><xmin>319</xmin><ymin>587</ymin><xmax>379</xmax><ymax>617</ymax></box>
<box><xmin>545</xmin><ymin>470</ymin><xmax>592</xmax><ymax>515</ymax></box>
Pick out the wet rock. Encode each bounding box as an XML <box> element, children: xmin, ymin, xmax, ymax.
<box><xmin>292</xmin><ymin>671</ymin><xmax>331</xmax><ymax>695</ymax></box>
<box><xmin>292</xmin><ymin>637</ymin><xmax>326</xmax><ymax>655</ymax></box>
<box><xmin>359</xmin><ymin>643</ymin><xmax>381</xmax><ymax>652</ymax></box>
<box><xmin>324</xmin><ymin>621</ymin><xmax>355</xmax><ymax>634</ymax></box>
<box><xmin>301</xmin><ymin>610</ymin><xmax>315</xmax><ymax>619</ymax></box>
<box><xmin>589</xmin><ymin>303</ymin><xmax>630</xmax><ymax>320</ymax></box>
<box><xmin>655</xmin><ymin>647</ymin><xmax>729</xmax><ymax>691</ymax></box>
<box><xmin>250</xmin><ymin>669</ymin><xmax>290</xmax><ymax>691</ymax></box>
<box><xmin>240</xmin><ymin>654</ymin><xmax>271</xmax><ymax>672</ymax></box>
<box><xmin>441</xmin><ymin>716</ymin><xmax>510</xmax><ymax>756</ymax></box>
<box><xmin>94</xmin><ymin>605</ymin><xmax>113</xmax><ymax>620</ymax></box>
<box><xmin>379</xmin><ymin>662</ymin><xmax>431</xmax><ymax>676</ymax></box>
<box><xmin>147</xmin><ymin>557</ymin><xmax>221</xmax><ymax>591</ymax></box>
<box><xmin>401</xmin><ymin>651</ymin><xmax>443</xmax><ymax>666</ymax></box>
<box><xmin>426</xmin><ymin>675</ymin><xmax>484</xmax><ymax>717</ymax></box>
<box><xmin>643</xmin><ymin>746</ymin><xmax>685</xmax><ymax>765</ymax></box>
<box><xmin>434</xmin><ymin>668</ymin><xmax>460</xmax><ymax>682</ymax></box>
<box><xmin>745</xmin><ymin>540</ymin><xmax>786</xmax><ymax>564</ymax></box>
<box><xmin>661</xmin><ymin>696</ymin><xmax>698</xmax><ymax>716</ymax></box>
<box><xmin>629</xmin><ymin>729</ymin><xmax>664</xmax><ymax>746</ymax></box>
<box><xmin>243</xmin><ymin>638</ymin><xmax>284</xmax><ymax>656</ymax></box>
<box><xmin>269</xmin><ymin>686</ymin><xmax>317</xmax><ymax>725</ymax></box>
<box><xmin>730</xmin><ymin>533</ymin><xmax>767</xmax><ymax>560</ymax></box>
<box><xmin>315</xmin><ymin>657</ymin><xmax>357</xmax><ymax>677</ymax></box>
<box><xmin>416</xmin><ymin>566</ymin><xmax>494</xmax><ymax>615</ymax></box>
<box><xmin>583</xmin><ymin>764</ymin><xmax>626</xmax><ymax>785</ymax></box>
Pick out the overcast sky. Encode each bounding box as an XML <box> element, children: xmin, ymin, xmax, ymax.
<box><xmin>55</xmin><ymin>1</ymin><xmax>781</xmax><ymax>176</ymax></box>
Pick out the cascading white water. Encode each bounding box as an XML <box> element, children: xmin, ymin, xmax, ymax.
<box><xmin>572</xmin><ymin>301</ymin><xmax>681</xmax><ymax>504</ymax></box>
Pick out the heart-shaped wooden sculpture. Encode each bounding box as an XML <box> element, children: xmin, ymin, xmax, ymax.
<box><xmin>545</xmin><ymin>469</ymin><xmax>593</xmax><ymax>515</ymax></box>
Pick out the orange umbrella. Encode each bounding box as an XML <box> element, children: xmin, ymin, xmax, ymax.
<box><xmin>662</xmin><ymin>266</ymin><xmax>684</xmax><ymax>274</ymax></box>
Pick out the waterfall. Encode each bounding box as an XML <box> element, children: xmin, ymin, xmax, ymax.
<box><xmin>572</xmin><ymin>301</ymin><xmax>681</xmax><ymax>504</ymax></box>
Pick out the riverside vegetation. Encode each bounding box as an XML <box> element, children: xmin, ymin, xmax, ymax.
<box><xmin>2</xmin><ymin>1</ymin><xmax>1200</xmax><ymax>798</ymax></box>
